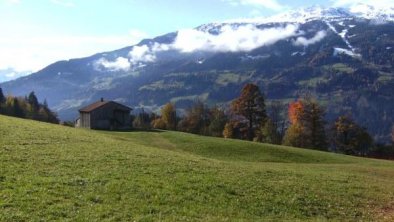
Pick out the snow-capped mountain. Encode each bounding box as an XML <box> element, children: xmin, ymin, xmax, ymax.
<box><xmin>211</xmin><ymin>4</ymin><xmax>394</xmax><ymax>27</ymax></box>
<box><xmin>349</xmin><ymin>3</ymin><xmax>394</xmax><ymax>22</ymax></box>
<box><xmin>1</xmin><ymin>4</ymin><xmax>393</xmax><ymax>142</ymax></box>
<box><xmin>224</xmin><ymin>6</ymin><xmax>352</xmax><ymax>24</ymax></box>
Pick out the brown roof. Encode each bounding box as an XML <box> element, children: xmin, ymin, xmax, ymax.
<box><xmin>79</xmin><ymin>100</ymin><xmax>132</xmax><ymax>113</ymax></box>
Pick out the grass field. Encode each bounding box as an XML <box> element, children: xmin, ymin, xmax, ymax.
<box><xmin>1</xmin><ymin>115</ymin><xmax>394</xmax><ymax>221</ymax></box>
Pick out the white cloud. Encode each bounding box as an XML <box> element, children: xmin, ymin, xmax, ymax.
<box><xmin>95</xmin><ymin>24</ymin><xmax>300</xmax><ymax>73</ymax></box>
<box><xmin>293</xmin><ymin>31</ymin><xmax>327</xmax><ymax>46</ymax></box>
<box><xmin>95</xmin><ymin>57</ymin><xmax>131</xmax><ymax>72</ymax></box>
<box><xmin>129</xmin><ymin>45</ymin><xmax>156</xmax><ymax>63</ymax></box>
<box><xmin>224</xmin><ymin>0</ymin><xmax>285</xmax><ymax>11</ymax></box>
<box><xmin>152</xmin><ymin>42</ymin><xmax>171</xmax><ymax>52</ymax></box>
<box><xmin>172</xmin><ymin>24</ymin><xmax>299</xmax><ymax>53</ymax></box>
<box><xmin>120</xmin><ymin>24</ymin><xmax>299</xmax><ymax>68</ymax></box>
<box><xmin>333</xmin><ymin>47</ymin><xmax>361</xmax><ymax>57</ymax></box>
<box><xmin>172</xmin><ymin>29</ymin><xmax>213</xmax><ymax>53</ymax></box>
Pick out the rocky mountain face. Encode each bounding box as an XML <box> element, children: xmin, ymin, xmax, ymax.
<box><xmin>1</xmin><ymin>5</ymin><xmax>393</xmax><ymax>142</ymax></box>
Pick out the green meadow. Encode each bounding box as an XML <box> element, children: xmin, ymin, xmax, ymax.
<box><xmin>1</xmin><ymin>115</ymin><xmax>394</xmax><ymax>221</ymax></box>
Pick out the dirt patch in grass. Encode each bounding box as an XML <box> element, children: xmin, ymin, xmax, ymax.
<box><xmin>377</xmin><ymin>203</ymin><xmax>394</xmax><ymax>221</ymax></box>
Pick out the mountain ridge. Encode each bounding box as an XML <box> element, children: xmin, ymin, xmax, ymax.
<box><xmin>1</xmin><ymin>4</ymin><xmax>393</xmax><ymax>142</ymax></box>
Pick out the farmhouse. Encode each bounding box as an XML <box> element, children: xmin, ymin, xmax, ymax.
<box><xmin>76</xmin><ymin>98</ymin><xmax>132</xmax><ymax>130</ymax></box>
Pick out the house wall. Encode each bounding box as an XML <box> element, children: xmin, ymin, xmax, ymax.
<box><xmin>90</xmin><ymin>108</ymin><xmax>111</xmax><ymax>130</ymax></box>
<box><xmin>80</xmin><ymin>113</ymin><xmax>91</xmax><ymax>128</ymax></box>
<box><xmin>88</xmin><ymin>103</ymin><xmax>131</xmax><ymax>130</ymax></box>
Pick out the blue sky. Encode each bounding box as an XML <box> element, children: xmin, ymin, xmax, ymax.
<box><xmin>0</xmin><ymin>0</ymin><xmax>384</xmax><ymax>80</ymax></box>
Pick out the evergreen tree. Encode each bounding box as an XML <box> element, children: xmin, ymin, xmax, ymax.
<box><xmin>12</xmin><ymin>98</ymin><xmax>25</xmax><ymax>118</ymax></box>
<box><xmin>28</xmin><ymin>91</ymin><xmax>39</xmax><ymax>111</ymax></box>
<box><xmin>0</xmin><ymin>87</ymin><xmax>5</xmax><ymax>104</ymax></box>
<box><xmin>0</xmin><ymin>87</ymin><xmax>5</xmax><ymax>114</ymax></box>
<box><xmin>43</xmin><ymin>99</ymin><xmax>48</xmax><ymax>108</ymax></box>
<box><xmin>37</xmin><ymin>107</ymin><xmax>49</xmax><ymax>122</ymax></box>
<box><xmin>267</xmin><ymin>101</ymin><xmax>286</xmax><ymax>143</ymax></box>
<box><xmin>331</xmin><ymin>115</ymin><xmax>373</xmax><ymax>156</ymax></box>
<box><xmin>133</xmin><ymin>109</ymin><xmax>151</xmax><ymax>130</ymax></box>
<box><xmin>231</xmin><ymin>83</ymin><xmax>266</xmax><ymax>140</ymax></box>
<box><xmin>306</xmin><ymin>100</ymin><xmax>328</xmax><ymax>149</ymax></box>
<box><xmin>260</xmin><ymin>101</ymin><xmax>287</xmax><ymax>144</ymax></box>
<box><xmin>43</xmin><ymin>106</ymin><xmax>59</xmax><ymax>124</ymax></box>
<box><xmin>178</xmin><ymin>100</ymin><xmax>210</xmax><ymax>135</ymax></box>
<box><xmin>0</xmin><ymin>91</ymin><xmax>58</xmax><ymax>123</ymax></box>
<box><xmin>261</xmin><ymin>119</ymin><xmax>281</xmax><ymax>144</ymax></box>
<box><xmin>208</xmin><ymin>106</ymin><xmax>227</xmax><ymax>137</ymax></box>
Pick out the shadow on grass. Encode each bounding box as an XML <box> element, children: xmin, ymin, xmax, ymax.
<box><xmin>95</xmin><ymin>128</ymin><xmax>165</xmax><ymax>133</ymax></box>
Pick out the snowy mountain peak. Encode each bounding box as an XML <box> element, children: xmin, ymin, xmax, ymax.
<box><xmin>222</xmin><ymin>7</ymin><xmax>346</xmax><ymax>24</ymax></box>
<box><xmin>349</xmin><ymin>3</ymin><xmax>394</xmax><ymax>22</ymax></box>
<box><xmin>224</xmin><ymin>4</ymin><xmax>394</xmax><ymax>25</ymax></box>
<box><xmin>269</xmin><ymin>6</ymin><xmax>351</xmax><ymax>23</ymax></box>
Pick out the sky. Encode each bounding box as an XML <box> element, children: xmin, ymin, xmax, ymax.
<box><xmin>0</xmin><ymin>0</ymin><xmax>390</xmax><ymax>81</ymax></box>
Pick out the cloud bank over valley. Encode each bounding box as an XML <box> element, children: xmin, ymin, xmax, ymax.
<box><xmin>95</xmin><ymin>23</ymin><xmax>329</xmax><ymax>72</ymax></box>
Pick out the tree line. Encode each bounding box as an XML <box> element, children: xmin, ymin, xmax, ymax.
<box><xmin>133</xmin><ymin>83</ymin><xmax>394</xmax><ymax>159</ymax></box>
<box><xmin>0</xmin><ymin>87</ymin><xmax>59</xmax><ymax>124</ymax></box>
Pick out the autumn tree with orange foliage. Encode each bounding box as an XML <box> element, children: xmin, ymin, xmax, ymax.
<box><xmin>231</xmin><ymin>83</ymin><xmax>266</xmax><ymax>141</ymax></box>
<box><xmin>288</xmin><ymin>101</ymin><xmax>304</xmax><ymax>125</ymax></box>
<box><xmin>283</xmin><ymin>97</ymin><xmax>327</xmax><ymax>150</ymax></box>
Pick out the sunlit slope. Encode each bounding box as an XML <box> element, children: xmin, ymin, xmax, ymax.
<box><xmin>109</xmin><ymin>131</ymin><xmax>364</xmax><ymax>164</ymax></box>
<box><xmin>1</xmin><ymin>115</ymin><xmax>394</xmax><ymax>221</ymax></box>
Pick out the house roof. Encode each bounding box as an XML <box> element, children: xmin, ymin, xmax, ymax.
<box><xmin>79</xmin><ymin>100</ymin><xmax>132</xmax><ymax>113</ymax></box>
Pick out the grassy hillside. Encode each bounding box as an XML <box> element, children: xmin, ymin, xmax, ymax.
<box><xmin>1</xmin><ymin>115</ymin><xmax>394</xmax><ymax>221</ymax></box>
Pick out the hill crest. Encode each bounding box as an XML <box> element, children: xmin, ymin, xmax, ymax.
<box><xmin>1</xmin><ymin>4</ymin><xmax>393</xmax><ymax>142</ymax></box>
